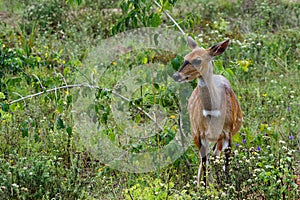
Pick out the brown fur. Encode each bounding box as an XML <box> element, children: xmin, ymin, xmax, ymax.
<box><xmin>173</xmin><ymin>36</ymin><xmax>242</xmax><ymax>186</ymax></box>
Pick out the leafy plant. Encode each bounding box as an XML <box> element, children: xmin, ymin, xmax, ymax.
<box><xmin>112</xmin><ymin>0</ymin><xmax>177</xmax><ymax>34</ymax></box>
<box><xmin>0</xmin><ymin>0</ymin><xmax>299</xmax><ymax>199</ymax></box>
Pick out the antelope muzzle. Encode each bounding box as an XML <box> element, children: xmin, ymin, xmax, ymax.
<box><xmin>172</xmin><ymin>60</ymin><xmax>193</xmax><ymax>83</ymax></box>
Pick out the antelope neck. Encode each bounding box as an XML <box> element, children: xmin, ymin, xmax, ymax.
<box><xmin>197</xmin><ymin>65</ymin><xmax>221</xmax><ymax>112</ymax></box>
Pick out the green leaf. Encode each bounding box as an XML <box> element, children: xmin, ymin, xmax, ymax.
<box><xmin>0</xmin><ymin>92</ymin><xmax>5</xmax><ymax>100</ymax></box>
<box><xmin>22</xmin><ymin>126</ymin><xmax>28</xmax><ymax>138</ymax></box>
<box><xmin>125</xmin><ymin>16</ymin><xmax>131</xmax><ymax>28</ymax></box>
<box><xmin>151</xmin><ymin>13</ymin><xmax>161</xmax><ymax>27</ymax></box>
<box><xmin>34</xmin><ymin>133</ymin><xmax>39</xmax><ymax>142</ymax></box>
<box><xmin>132</xmin><ymin>15</ymin><xmax>138</xmax><ymax>27</ymax></box>
<box><xmin>135</xmin><ymin>114</ymin><xmax>142</xmax><ymax>123</ymax></box>
<box><xmin>153</xmin><ymin>83</ymin><xmax>160</xmax><ymax>89</ymax></box>
<box><xmin>56</xmin><ymin>116</ymin><xmax>65</xmax><ymax>129</ymax></box>
<box><xmin>171</xmin><ymin>56</ymin><xmax>182</xmax><ymax>70</ymax></box>
<box><xmin>63</xmin><ymin>67</ymin><xmax>70</xmax><ymax>76</ymax></box>
<box><xmin>67</xmin><ymin>0</ymin><xmax>82</xmax><ymax>5</ymax></box>
<box><xmin>66</xmin><ymin>95</ymin><xmax>72</xmax><ymax>109</ymax></box>
<box><xmin>101</xmin><ymin>112</ymin><xmax>108</xmax><ymax>124</ymax></box>
<box><xmin>66</xmin><ymin>126</ymin><xmax>72</xmax><ymax>137</ymax></box>
<box><xmin>1</xmin><ymin>102</ymin><xmax>9</xmax><ymax>112</ymax></box>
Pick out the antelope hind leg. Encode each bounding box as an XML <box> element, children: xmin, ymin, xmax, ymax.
<box><xmin>221</xmin><ymin>136</ymin><xmax>232</xmax><ymax>180</ymax></box>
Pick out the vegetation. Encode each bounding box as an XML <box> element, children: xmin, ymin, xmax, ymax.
<box><xmin>0</xmin><ymin>0</ymin><xmax>299</xmax><ymax>199</ymax></box>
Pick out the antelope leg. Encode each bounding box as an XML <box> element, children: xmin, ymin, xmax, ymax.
<box><xmin>197</xmin><ymin>151</ymin><xmax>203</xmax><ymax>187</ymax></box>
<box><xmin>197</xmin><ymin>139</ymin><xmax>209</xmax><ymax>187</ymax></box>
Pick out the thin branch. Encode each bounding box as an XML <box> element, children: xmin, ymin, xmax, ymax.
<box><xmin>152</xmin><ymin>0</ymin><xmax>186</xmax><ymax>36</ymax></box>
<box><xmin>55</xmin><ymin>71</ymin><xmax>68</xmax><ymax>86</ymax></box>
<box><xmin>7</xmin><ymin>1</ymin><xmax>184</xmax><ymax>138</ymax></box>
<box><xmin>8</xmin><ymin>84</ymin><xmax>84</xmax><ymax>105</ymax></box>
<box><xmin>128</xmin><ymin>190</ymin><xmax>134</xmax><ymax>200</ymax></box>
<box><xmin>32</xmin><ymin>74</ymin><xmax>45</xmax><ymax>90</ymax></box>
<box><xmin>153</xmin><ymin>0</ymin><xmax>190</xmax><ymax>146</ymax></box>
<box><xmin>8</xmin><ymin>83</ymin><xmax>163</xmax><ymax>131</ymax></box>
<box><xmin>110</xmin><ymin>89</ymin><xmax>164</xmax><ymax>131</ymax></box>
<box><xmin>11</xmin><ymin>92</ymin><xmax>26</xmax><ymax>106</ymax></box>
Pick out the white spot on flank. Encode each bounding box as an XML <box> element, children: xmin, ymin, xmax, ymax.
<box><xmin>203</xmin><ymin>110</ymin><xmax>221</xmax><ymax>117</ymax></box>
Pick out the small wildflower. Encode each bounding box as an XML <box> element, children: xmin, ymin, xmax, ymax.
<box><xmin>282</xmin><ymin>146</ymin><xmax>288</xmax><ymax>150</ymax></box>
<box><xmin>170</xmin><ymin>115</ymin><xmax>176</xmax><ymax>119</ymax></box>
<box><xmin>257</xmin><ymin>146</ymin><xmax>261</xmax><ymax>151</ymax></box>
<box><xmin>98</xmin><ymin>166</ymin><xmax>105</xmax><ymax>173</ymax></box>
<box><xmin>11</xmin><ymin>183</ymin><xmax>19</xmax><ymax>188</ymax></box>
<box><xmin>0</xmin><ymin>186</ymin><xmax>6</xmax><ymax>190</ymax></box>
<box><xmin>279</xmin><ymin>140</ymin><xmax>286</xmax><ymax>144</ymax></box>
<box><xmin>289</xmin><ymin>135</ymin><xmax>294</xmax><ymax>140</ymax></box>
<box><xmin>287</xmin><ymin>107</ymin><xmax>291</xmax><ymax>112</ymax></box>
<box><xmin>242</xmin><ymin>139</ymin><xmax>246</xmax><ymax>144</ymax></box>
<box><xmin>237</xmin><ymin>60</ymin><xmax>251</xmax><ymax>72</ymax></box>
<box><xmin>21</xmin><ymin>187</ymin><xmax>28</xmax><ymax>192</ymax></box>
<box><xmin>262</xmin><ymin>93</ymin><xmax>267</xmax><ymax>97</ymax></box>
<box><xmin>235</xmin><ymin>143</ymin><xmax>239</xmax><ymax>147</ymax></box>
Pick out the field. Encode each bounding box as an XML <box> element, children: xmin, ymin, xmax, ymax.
<box><xmin>0</xmin><ymin>0</ymin><xmax>299</xmax><ymax>199</ymax></box>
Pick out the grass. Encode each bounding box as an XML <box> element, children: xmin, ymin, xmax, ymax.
<box><xmin>0</xmin><ymin>0</ymin><xmax>299</xmax><ymax>199</ymax></box>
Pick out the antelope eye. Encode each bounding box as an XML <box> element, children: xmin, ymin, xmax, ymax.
<box><xmin>191</xmin><ymin>58</ymin><xmax>202</xmax><ymax>66</ymax></box>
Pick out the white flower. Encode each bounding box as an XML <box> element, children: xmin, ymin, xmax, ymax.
<box><xmin>11</xmin><ymin>183</ymin><xmax>19</xmax><ymax>188</ymax></box>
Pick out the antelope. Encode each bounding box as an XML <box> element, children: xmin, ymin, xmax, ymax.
<box><xmin>173</xmin><ymin>36</ymin><xmax>242</xmax><ymax>186</ymax></box>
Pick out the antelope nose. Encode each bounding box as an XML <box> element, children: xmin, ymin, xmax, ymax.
<box><xmin>172</xmin><ymin>72</ymin><xmax>181</xmax><ymax>82</ymax></box>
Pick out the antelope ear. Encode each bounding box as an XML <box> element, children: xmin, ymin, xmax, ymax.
<box><xmin>208</xmin><ymin>39</ymin><xmax>230</xmax><ymax>56</ymax></box>
<box><xmin>187</xmin><ymin>36</ymin><xmax>198</xmax><ymax>50</ymax></box>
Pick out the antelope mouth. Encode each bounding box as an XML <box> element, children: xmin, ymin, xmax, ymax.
<box><xmin>172</xmin><ymin>72</ymin><xmax>190</xmax><ymax>83</ymax></box>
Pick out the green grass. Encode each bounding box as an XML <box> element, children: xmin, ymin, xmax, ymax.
<box><xmin>0</xmin><ymin>0</ymin><xmax>299</xmax><ymax>199</ymax></box>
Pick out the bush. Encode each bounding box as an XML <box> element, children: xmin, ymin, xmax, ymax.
<box><xmin>23</xmin><ymin>0</ymin><xmax>68</xmax><ymax>32</ymax></box>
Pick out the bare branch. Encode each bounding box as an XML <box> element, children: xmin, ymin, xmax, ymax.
<box><xmin>8</xmin><ymin>84</ymin><xmax>84</xmax><ymax>105</ymax></box>
<box><xmin>152</xmin><ymin>0</ymin><xmax>185</xmax><ymax>36</ymax></box>
<box><xmin>8</xmin><ymin>83</ymin><xmax>164</xmax><ymax>131</ymax></box>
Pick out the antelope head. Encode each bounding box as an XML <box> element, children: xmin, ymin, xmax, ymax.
<box><xmin>172</xmin><ymin>36</ymin><xmax>230</xmax><ymax>83</ymax></box>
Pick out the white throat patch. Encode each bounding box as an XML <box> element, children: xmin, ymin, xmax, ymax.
<box><xmin>198</xmin><ymin>78</ymin><xmax>206</xmax><ymax>87</ymax></box>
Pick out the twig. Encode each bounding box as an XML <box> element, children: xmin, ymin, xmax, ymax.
<box><xmin>32</xmin><ymin>74</ymin><xmax>45</xmax><ymax>91</ymax></box>
<box><xmin>128</xmin><ymin>190</ymin><xmax>134</xmax><ymax>200</ymax></box>
<box><xmin>152</xmin><ymin>0</ymin><xmax>187</xmax><ymax>144</ymax></box>
<box><xmin>178</xmin><ymin>114</ymin><xmax>186</xmax><ymax>151</ymax></box>
<box><xmin>11</xmin><ymin>92</ymin><xmax>26</xmax><ymax>106</ymax></box>
<box><xmin>152</xmin><ymin>0</ymin><xmax>185</xmax><ymax>36</ymax></box>
<box><xmin>8</xmin><ymin>84</ymin><xmax>84</xmax><ymax>105</ymax></box>
<box><xmin>8</xmin><ymin>83</ymin><xmax>163</xmax><ymax>131</ymax></box>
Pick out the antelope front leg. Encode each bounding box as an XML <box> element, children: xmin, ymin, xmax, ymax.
<box><xmin>197</xmin><ymin>139</ymin><xmax>209</xmax><ymax>187</ymax></box>
<box><xmin>197</xmin><ymin>151</ymin><xmax>203</xmax><ymax>187</ymax></box>
<box><xmin>197</xmin><ymin>153</ymin><xmax>209</xmax><ymax>187</ymax></box>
